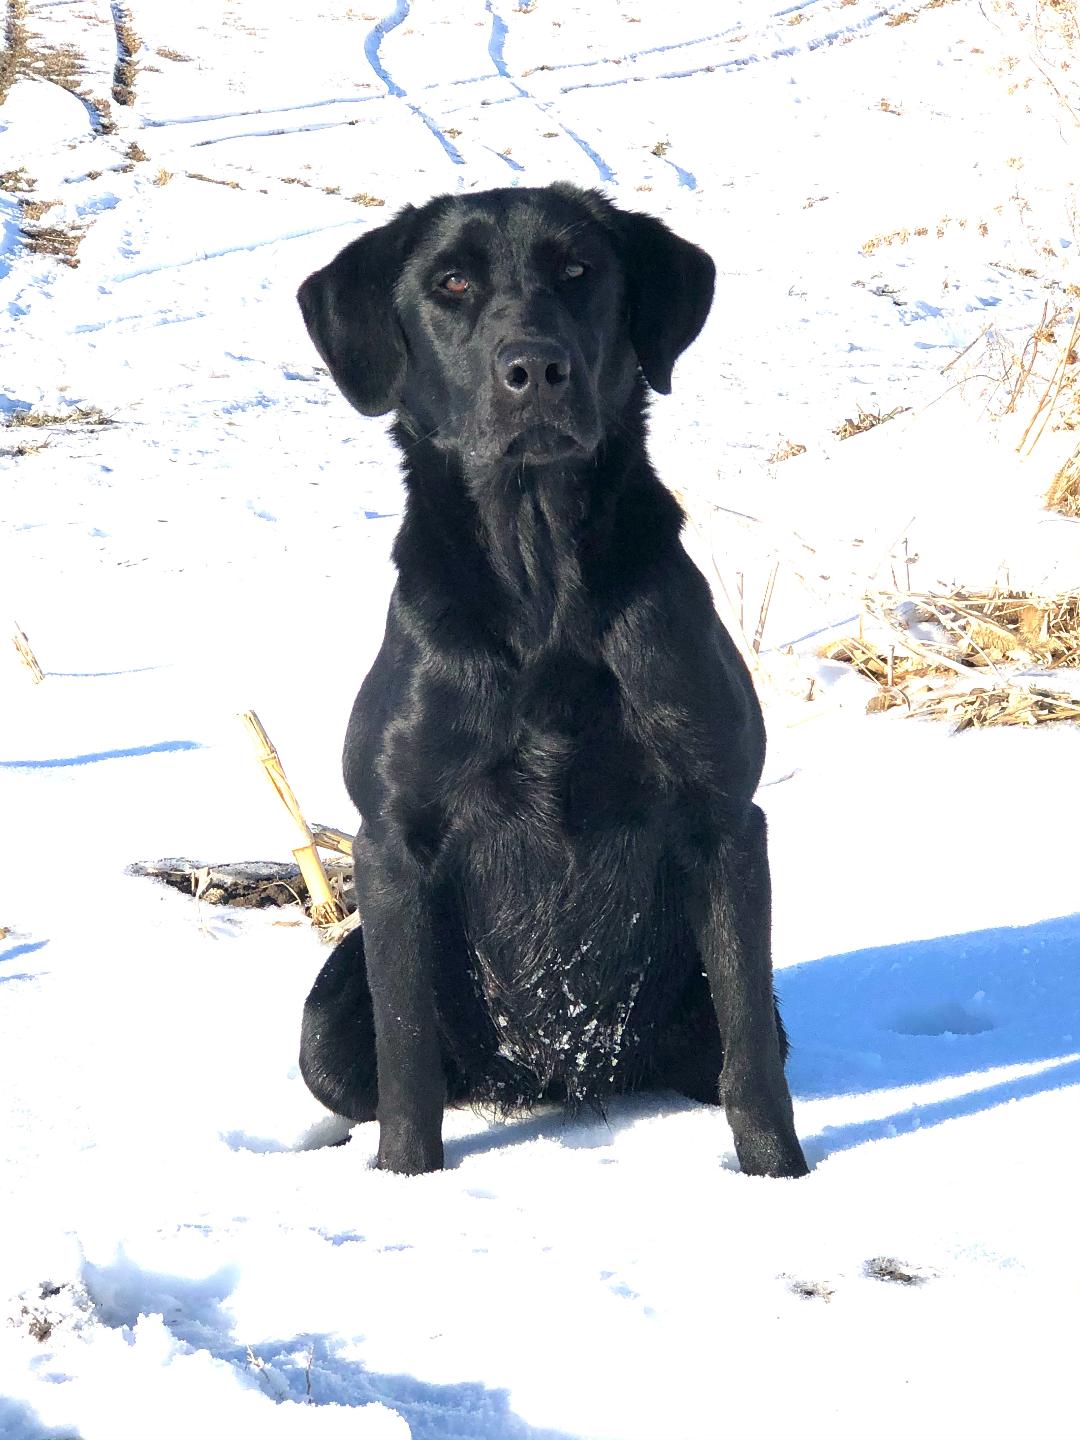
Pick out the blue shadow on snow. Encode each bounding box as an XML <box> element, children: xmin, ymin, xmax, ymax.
<box><xmin>776</xmin><ymin>912</ymin><xmax>1080</xmax><ymax>1160</ymax></box>
<box><xmin>0</xmin><ymin>741</ymin><xmax>202</xmax><ymax>770</ymax></box>
<box><xmin>0</xmin><ymin>940</ymin><xmax>49</xmax><ymax>966</ymax></box>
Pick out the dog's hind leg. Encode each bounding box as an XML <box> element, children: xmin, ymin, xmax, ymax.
<box><xmin>299</xmin><ymin>925</ymin><xmax>378</xmax><ymax>1124</ymax></box>
<box><xmin>648</xmin><ymin>968</ymin><xmax>725</xmax><ymax>1105</ymax></box>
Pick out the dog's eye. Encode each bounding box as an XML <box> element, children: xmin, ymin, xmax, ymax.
<box><xmin>563</xmin><ymin>261</ymin><xmax>587</xmax><ymax>280</ymax></box>
<box><xmin>440</xmin><ymin>273</ymin><xmax>470</xmax><ymax>294</ymax></box>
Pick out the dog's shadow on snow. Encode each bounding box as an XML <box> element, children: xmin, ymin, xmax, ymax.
<box><xmin>777</xmin><ymin>910</ymin><xmax>1080</xmax><ymax>1164</ymax></box>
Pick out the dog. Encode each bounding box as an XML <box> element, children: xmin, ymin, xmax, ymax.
<box><xmin>296</xmin><ymin>183</ymin><xmax>808</xmax><ymax>1179</ymax></box>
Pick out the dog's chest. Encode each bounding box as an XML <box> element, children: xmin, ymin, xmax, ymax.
<box><xmin>453</xmin><ymin>650</ymin><xmax>658</xmax><ymax>838</ymax></box>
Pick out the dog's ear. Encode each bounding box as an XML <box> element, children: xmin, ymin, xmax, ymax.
<box><xmin>614</xmin><ymin>209</ymin><xmax>715</xmax><ymax>394</ymax></box>
<box><xmin>297</xmin><ymin>206</ymin><xmax>417</xmax><ymax>417</ymax></box>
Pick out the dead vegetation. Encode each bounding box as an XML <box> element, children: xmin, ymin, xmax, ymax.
<box><xmin>0</xmin><ymin>2</ymin><xmax>116</xmax><ymax>132</ymax></box>
<box><xmin>769</xmin><ymin>439</ymin><xmax>807</xmax><ymax>463</ymax></box>
<box><xmin>184</xmin><ymin>171</ymin><xmax>242</xmax><ymax>190</ymax></box>
<box><xmin>0</xmin><ymin>436</ymin><xmax>49</xmax><ymax>457</ymax></box>
<box><xmin>1046</xmin><ymin>444</ymin><xmax>1080</xmax><ymax>514</ymax></box>
<box><xmin>112</xmin><ymin>3</ymin><xmax>139</xmax><ymax>106</ymax></box>
<box><xmin>785</xmin><ymin>1276</ymin><xmax>835</xmax><ymax>1302</ymax></box>
<box><xmin>129</xmin><ymin>857</ymin><xmax>355</xmax><ymax>916</ymax></box>
<box><xmin>0</xmin><ymin>0</ymin><xmax>29</xmax><ymax>104</ymax></box>
<box><xmin>832</xmin><ymin>404</ymin><xmax>910</xmax><ymax>440</ymax></box>
<box><xmin>823</xmin><ymin>588</ymin><xmax>1080</xmax><ymax>729</ymax></box>
<box><xmin>864</xmin><ymin>1257</ymin><xmax>932</xmax><ymax>1286</ymax></box>
<box><xmin>0</xmin><ymin>166</ymin><xmax>33</xmax><ymax>192</ymax></box>
<box><xmin>18</xmin><ymin>220</ymin><xmax>86</xmax><ymax>265</ymax></box>
<box><xmin>0</xmin><ymin>164</ymin><xmax>85</xmax><ymax>268</ymax></box>
<box><xmin>278</xmin><ymin>174</ymin><xmax>384</xmax><ymax>206</ymax></box>
<box><xmin>944</xmin><ymin>297</ymin><xmax>1080</xmax><ymax>510</ymax></box>
<box><xmin>6</xmin><ymin>405</ymin><xmax>113</xmax><ymax>428</ymax></box>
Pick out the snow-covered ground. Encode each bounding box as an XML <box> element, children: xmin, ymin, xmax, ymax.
<box><xmin>2</xmin><ymin>2</ymin><xmax>1079</xmax><ymax>1437</ymax></box>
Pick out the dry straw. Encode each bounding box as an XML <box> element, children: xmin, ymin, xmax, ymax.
<box><xmin>239</xmin><ymin>710</ymin><xmax>344</xmax><ymax>926</ymax></box>
<box><xmin>823</xmin><ymin>588</ymin><xmax>1080</xmax><ymax>729</ymax></box>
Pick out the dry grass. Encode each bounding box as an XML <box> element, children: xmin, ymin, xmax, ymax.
<box><xmin>910</xmin><ymin>684</ymin><xmax>1080</xmax><ymax>729</ymax></box>
<box><xmin>184</xmin><ymin>171</ymin><xmax>241</xmax><ymax>189</ymax></box>
<box><xmin>947</xmin><ymin>296</ymin><xmax>1080</xmax><ymax>466</ymax></box>
<box><xmin>19</xmin><ymin>222</ymin><xmax>85</xmax><ymax>266</ymax></box>
<box><xmin>832</xmin><ymin>404</ymin><xmax>909</xmax><ymax>440</ymax></box>
<box><xmin>823</xmin><ymin>588</ymin><xmax>1080</xmax><ymax>729</ymax></box>
<box><xmin>154</xmin><ymin>46</ymin><xmax>192</xmax><ymax>62</ymax></box>
<box><xmin>769</xmin><ymin>439</ymin><xmax>807</xmax><ymax>463</ymax></box>
<box><xmin>29</xmin><ymin>41</ymin><xmax>83</xmax><ymax>87</ymax></box>
<box><xmin>0</xmin><ymin>7</ymin><xmax>117</xmax><ymax>134</ymax></box>
<box><xmin>19</xmin><ymin>197</ymin><xmax>56</xmax><ymax>221</ymax></box>
<box><xmin>0</xmin><ymin>167</ymin><xmax>34</xmax><ymax>192</ymax></box>
<box><xmin>1046</xmin><ymin>444</ymin><xmax>1080</xmax><ymax>515</ymax></box>
<box><xmin>126</xmin><ymin>140</ymin><xmax>148</xmax><ymax>164</ymax></box>
<box><xmin>6</xmin><ymin>405</ymin><xmax>113</xmax><ymax>428</ymax></box>
<box><xmin>112</xmin><ymin>5</ymin><xmax>139</xmax><ymax>106</ymax></box>
<box><xmin>0</xmin><ymin>0</ymin><xmax>29</xmax><ymax>104</ymax></box>
<box><xmin>0</xmin><ymin>436</ymin><xmax>49</xmax><ymax>458</ymax></box>
<box><xmin>348</xmin><ymin>191</ymin><xmax>385</xmax><ymax>207</ymax></box>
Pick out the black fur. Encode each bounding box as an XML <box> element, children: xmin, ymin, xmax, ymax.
<box><xmin>297</xmin><ymin>184</ymin><xmax>808</xmax><ymax>1178</ymax></box>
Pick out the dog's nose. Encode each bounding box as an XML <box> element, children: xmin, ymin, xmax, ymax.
<box><xmin>497</xmin><ymin>341</ymin><xmax>571</xmax><ymax>396</ymax></box>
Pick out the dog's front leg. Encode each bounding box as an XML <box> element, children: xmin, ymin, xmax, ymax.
<box><xmin>353</xmin><ymin>832</ymin><xmax>445</xmax><ymax>1174</ymax></box>
<box><xmin>697</xmin><ymin>805</ymin><xmax>809</xmax><ymax>1179</ymax></box>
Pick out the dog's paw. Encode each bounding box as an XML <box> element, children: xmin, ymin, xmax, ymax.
<box><xmin>732</xmin><ymin>1124</ymin><xmax>810</xmax><ymax>1179</ymax></box>
<box><xmin>376</xmin><ymin>1121</ymin><xmax>444</xmax><ymax>1175</ymax></box>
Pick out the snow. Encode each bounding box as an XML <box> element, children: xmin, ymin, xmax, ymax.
<box><xmin>2</xmin><ymin>1</ymin><xmax>1079</xmax><ymax>1437</ymax></box>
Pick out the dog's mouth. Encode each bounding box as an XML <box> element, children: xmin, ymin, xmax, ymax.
<box><xmin>503</xmin><ymin>425</ymin><xmax>583</xmax><ymax>463</ymax></box>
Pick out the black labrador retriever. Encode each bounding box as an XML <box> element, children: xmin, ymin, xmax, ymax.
<box><xmin>296</xmin><ymin>183</ymin><xmax>808</xmax><ymax>1179</ymax></box>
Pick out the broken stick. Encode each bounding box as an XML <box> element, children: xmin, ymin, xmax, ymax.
<box><xmin>238</xmin><ymin>710</ymin><xmax>343</xmax><ymax>926</ymax></box>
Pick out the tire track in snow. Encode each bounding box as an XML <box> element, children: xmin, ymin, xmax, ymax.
<box><xmin>554</xmin><ymin>0</ymin><xmax>917</xmax><ymax>95</ymax></box>
<box><xmin>364</xmin><ymin>0</ymin><xmax>465</xmax><ymax>166</ymax></box>
<box><xmin>485</xmin><ymin>0</ymin><xmax>614</xmax><ymax>183</ymax></box>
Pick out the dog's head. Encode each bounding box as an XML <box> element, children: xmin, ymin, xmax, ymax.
<box><xmin>298</xmin><ymin>184</ymin><xmax>714</xmax><ymax>469</ymax></box>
